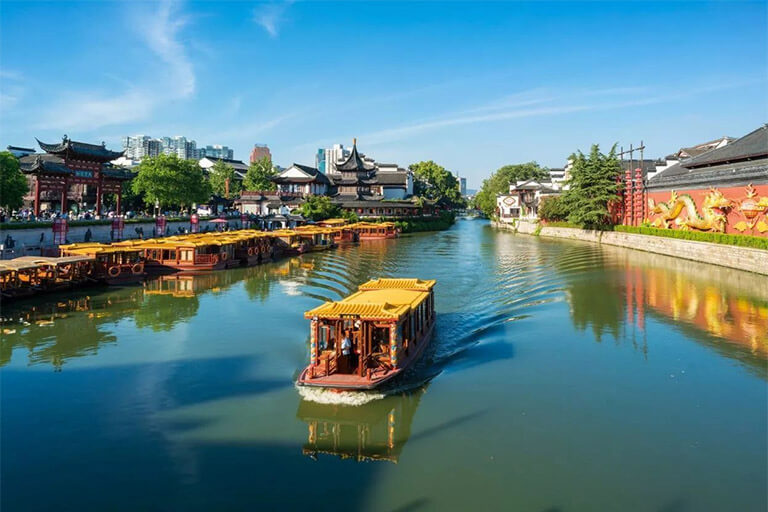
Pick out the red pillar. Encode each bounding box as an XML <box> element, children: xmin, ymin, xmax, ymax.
<box><xmin>61</xmin><ymin>180</ymin><xmax>68</xmax><ymax>214</ymax></box>
<box><xmin>96</xmin><ymin>182</ymin><xmax>102</xmax><ymax>218</ymax></box>
<box><xmin>34</xmin><ymin>177</ymin><xmax>41</xmax><ymax>217</ymax></box>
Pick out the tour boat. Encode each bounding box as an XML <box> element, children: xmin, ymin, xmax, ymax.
<box><xmin>60</xmin><ymin>242</ymin><xmax>145</xmax><ymax>285</ymax></box>
<box><xmin>350</xmin><ymin>222</ymin><xmax>398</xmax><ymax>240</ymax></box>
<box><xmin>297</xmin><ymin>278</ymin><xmax>436</xmax><ymax>390</ymax></box>
<box><xmin>139</xmin><ymin>236</ymin><xmax>238</xmax><ymax>273</ymax></box>
<box><xmin>0</xmin><ymin>255</ymin><xmax>95</xmax><ymax>299</ymax></box>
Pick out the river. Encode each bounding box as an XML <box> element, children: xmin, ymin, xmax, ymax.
<box><xmin>2</xmin><ymin>220</ymin><xmax>766</xmax><ymax>511</ymax></box>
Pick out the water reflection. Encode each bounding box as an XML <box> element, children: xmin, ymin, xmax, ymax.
<box><xmin>298</xmin><ymin>389</ymin><xmax>424</xmax><ymax>463</ymax></box>
<box><xmin>560</xmin><ymin>242</ymin><xmax>768</xmax><ymax>372</ymax></box>
<box><xmin>0</xmin><ymin>290</ymin><xmax>142</xmax><ymax>369</ymax></box>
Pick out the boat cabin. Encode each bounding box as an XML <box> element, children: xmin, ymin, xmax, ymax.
<box><xmin>60</xmin><ymin>242</ymin><xmax>144</xmax><ymax>283</ymax></box>
<box><xmin>299</xmin><ymin>278</ymin><xmax>436</xmax><ymax>389</ymax></box>
<box><xmin>351</xmin><ymin>222</ymin><xmax>398</xmax><ymax>240</ymax></box>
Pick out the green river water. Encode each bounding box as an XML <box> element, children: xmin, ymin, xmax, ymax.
<box><xmin>1</xmin><ymin>220</ymin><xmax>766</xmax><ymax>511</ymax></box>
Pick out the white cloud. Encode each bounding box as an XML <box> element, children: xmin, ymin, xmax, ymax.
<box><xmin>253</xmin><ymin>1</ymin><xmax>293</xmax><ymax>38</ymax></box>
<box><xmin>34</xmin><ymin>0</ymin><xmax>195</xmax><ymax>131</ymax></box>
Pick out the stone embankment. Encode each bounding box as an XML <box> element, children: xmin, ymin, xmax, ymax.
<box><xmin>494</xmin><ymin>220</ymin><xmax>768</xmax><ymax>276</ymax></box>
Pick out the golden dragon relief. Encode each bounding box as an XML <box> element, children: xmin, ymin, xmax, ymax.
<box><xmin>648</xmin><ymin>188</ymin><xmax>733</xmax><ymax>233</ymax></box>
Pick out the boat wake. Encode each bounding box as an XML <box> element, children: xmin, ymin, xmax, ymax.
<box><xmin>296</xmin><ymin>385</ymin><xmax>386</xmax><ymax>406</ymax></box>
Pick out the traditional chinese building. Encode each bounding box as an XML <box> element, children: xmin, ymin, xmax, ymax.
<box><xmin>496</xmin><ymin>179</ymin><xmax>559</xmax><ymax>221</ymax></box>
<box><xmin>19</xmin><ymin>136</ymin><xmax>132</xmax><ymax>216</ymax></box>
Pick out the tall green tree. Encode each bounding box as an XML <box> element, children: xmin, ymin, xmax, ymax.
<box><xmin>0</xmin><ymin>151</ymin><xmax>29</xmax><ymax>211</ymax></box>
<box><xmin>243</xmin><ymin>156</ymin><xmax>277</xmax><ymax>191</ymax></box>
<box><xmin>208</xmin><ymin>160</ymin><xmax>242</xmax><ymax>198</ymax></box>
<box><xmin>409</xmin><ymin>160</ymin><xmax>464</xmax><ymax>207</ymax></box>
<box><xmin>299</xmin><ymin>195</ymin><xmax>341</xmax><ymax>221</ymax></box>
<box><xmin>132</xmin><ymin>153</ymin><xmax>212</xmax><ymax>211</ymax></box>
<box><xmin>562</xmin><ymin>144</ymin><xmax>622</xmax><ymax>228</ymax></box>
<box><xmin>473</xmin><ymin>162</ymin><xmax>548</xmax><ymax>217</ymax></box>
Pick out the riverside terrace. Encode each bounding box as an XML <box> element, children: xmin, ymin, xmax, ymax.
<box><xmin>0</xmin><ymin>221</ymin><xmax>398</xmax><ymax>301</ymax></box>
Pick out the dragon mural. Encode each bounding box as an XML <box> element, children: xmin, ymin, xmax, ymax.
<box><xmin>648</xmin><ymin>188</ymin><xmax>733</xmax><ymax>232</ymax></box>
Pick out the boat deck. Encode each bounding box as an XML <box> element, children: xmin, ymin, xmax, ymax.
<box><xmin>299</xmin><ymin>367</ymin><xmax>400</xmax><ymax>390</ymax></box>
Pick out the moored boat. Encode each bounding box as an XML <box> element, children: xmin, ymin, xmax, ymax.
<box><xmin>297</xmin><ymin>278</ymin><xmax>436</xmax><ymax>390</ymax></box>
<box><xmin>350</xmin><ymin>222</ymin><xmax>398</xmax><ymax>240</ymax></box>
<box><xmin>60</xmin><ymin>242</ymin><xmax>145</xmax><ymax>284</ymax></box>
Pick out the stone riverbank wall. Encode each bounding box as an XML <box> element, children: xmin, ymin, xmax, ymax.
<box><xmin>493</xmin><ymin>220</ymin><xmax>768</xmax><ymax>276</ymax></box>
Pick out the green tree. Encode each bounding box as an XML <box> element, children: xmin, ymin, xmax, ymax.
<box><xmin>208</xmin><ymin>160</ymin><xmax>242</xmax><ymax>198</ymax></box>
<box><xmin>538</xmin><ymin>195</ymin><xmax>568</xmax><ymax>222</ymax></box>
<box><xmin>132</xmin><ymin>153</ymin><xmax>212</xmax><ymax>211</ymax></box>
<box><xmin>243</xmin><ymin>156</ymin><xmax>277</xmax><ymax>191</ymax></box>
<box><xmin>0</xmin><ymin>151</ymin><xmax>29</xmax><ymax>211</ymax></box>
<box><xmin>473</xmin><ymin>162</ymin><xmax>548</xmax><ymax>217</ymax></box>
<box><xmin>299</xmin><ymin>195</ymin><xmax>341</xmax><ymax>221</ymax></box>
<box><xmin>562</xmin><ymin>144</ymin><xmax>622</xmax><ymax>228</ymax></box>
<box><xmin>409</xmin><ymin>160</ymin><xmax>464</xmax><ymax>207</ymax></box>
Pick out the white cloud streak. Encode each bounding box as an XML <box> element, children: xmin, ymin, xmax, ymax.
<box><xmin>34</xmin><ymin>0</ymin><xmax>195</xmax><ymax>131</ymax></box>
<box><xmin>253</xmin><ymin>1</ymin><xmax>293</xmax><ymax>38</ymax></box>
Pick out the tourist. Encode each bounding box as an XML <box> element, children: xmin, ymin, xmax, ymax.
<box><xmin>341</xmin><ymin>331</ymin><xmax>353</xmax><ymax>372</ymax></box>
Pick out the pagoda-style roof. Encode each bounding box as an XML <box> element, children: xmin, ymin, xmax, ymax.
<box><xmin>19</xmin><ymin>154</ymin><xmax>72</xmax><ymax>175</ymax></box>
<box><xmin>37</xmin><ymin>135</ymin><xmax>124</xmax><ymax>162</ymax></box>
<box><xmin>335</xmin><ymin>140</ymin><xmax>375</xmax><ymax>172</ymax></box>
<box><xmin>18</xmin><ymin>154</ymin><xmax>132</xmax><ymax>180</ymax></box>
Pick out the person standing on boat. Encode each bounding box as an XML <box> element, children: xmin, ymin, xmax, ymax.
<box><xmin>341</xmin><ymin>331</ymin><xmax>353</xmax><ymax>373</ymax></box>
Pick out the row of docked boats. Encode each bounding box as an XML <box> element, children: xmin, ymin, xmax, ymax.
<box><xmin>0</xmin><ymin>220</ymin><xmax>398</xmax><ymax>300</ymax></box>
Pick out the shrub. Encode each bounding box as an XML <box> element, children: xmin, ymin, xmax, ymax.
<box><xmin>538</xmin><ymin>195</ymin><xmax>568</xmax><ymax>222</ymax></box>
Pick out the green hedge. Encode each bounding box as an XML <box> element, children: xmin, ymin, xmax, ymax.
<box><xmin>614</xmin><ymin>225</ymin><xmax>768</xmax><ymax>250</ymax></box>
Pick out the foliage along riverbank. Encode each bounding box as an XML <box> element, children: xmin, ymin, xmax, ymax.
<box><xmin>389</xmin><ymin>212</ymin><xmax>456</xmax><ymax>233</ymax></box>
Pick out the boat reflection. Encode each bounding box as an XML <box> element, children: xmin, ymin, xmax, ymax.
<box><xmin>297</xmin><ymin>389</ymin><xmax>424</xmax><ymax>463</ymax></box>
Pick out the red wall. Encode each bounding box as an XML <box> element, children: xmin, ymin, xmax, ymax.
<box><xmin>645</xmin><ymin>184</ymin><xmax>768</xmax><ymax>236</ymax></box>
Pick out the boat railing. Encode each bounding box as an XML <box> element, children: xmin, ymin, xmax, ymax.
<box><xmin>195</xmin><ymin>253</ymin><xmax>219</xmax><ymax>265</ymax></box>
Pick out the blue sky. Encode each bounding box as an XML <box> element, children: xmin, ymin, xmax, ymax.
<box><xmin>1</xmin><ymin>1</ymin><xmax>765</xmax><ymax>188</ymax></box>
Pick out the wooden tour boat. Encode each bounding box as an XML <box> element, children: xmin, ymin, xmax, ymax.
<box><xmin>60</xmin><ymin>242</ymin><xmax>145</xmax><ymax>284</ymax></box>
<box><xmin>350</xmin><ymin>222</ymin><xmax>398</xmax><ymax>240</ymax></box>
<box><xmin>297</xmin><ymin>278</ymin><xmax>436</xmax><ymax>390</ymax></box>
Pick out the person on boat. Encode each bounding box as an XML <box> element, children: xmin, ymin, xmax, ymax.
<box><xmin>341</xmin><ymin>331</ymin><xmax>353</xmax><ymax>372</ymax></box>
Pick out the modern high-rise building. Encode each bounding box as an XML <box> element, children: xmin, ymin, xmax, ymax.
<box><xmin>460</xmin><ymin>177</ymin><xmax>467</xmax><ymax>196</ymax></box>
<box><xmin>122</xmin><ymin>135</ymin><xmax>162</xmax><ymax>160</ymax></box>
<box><xmin>250</xmin><ymin>144</ymin><xmax>271</xmax><ymax>164</ymax></box>
<box><xmin>316</xmin><ymin>144</ymin><xmax>351</xmax><ymax>174</ymax></box>
<box><xmin>204</xmin><ymin>144</ymin><xmax>234</xmax><ymax>160</ymax></box>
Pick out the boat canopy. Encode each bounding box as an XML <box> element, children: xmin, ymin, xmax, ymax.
<box><xmin>305</xmin><ymin>279</ymin><xmax>434</xmax><ymax>321</ymax></box>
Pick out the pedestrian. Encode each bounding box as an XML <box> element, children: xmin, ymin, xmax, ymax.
<box><xmin>341</xmin><ymin>331</ymin><xmax>353</xmax><ymax>373</ymax></box>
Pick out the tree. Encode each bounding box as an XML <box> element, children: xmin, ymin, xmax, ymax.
<box><xmin>244</xmin><ymin>156</ymin><xmax>277</xmax><ymax>191</ymax></box>
<box><xmin>409</xmin><ymin>160</ymin><xmax>464</xmax><ymax>207</ymax></box>
<box><xmin>0</xmin><ymin>151</ymin><xmax>29</xmax><ymax>211</ymax></box>
<box><xmin>132</xmin><ymin>153</ymin><xmax>212</xmax><ymax>211</ymax></box>
<box><xmin>538</xmin><ymin>195</ymin><xmax>568</xmax><ymax>222</ymax></box>
<box><xmin>561</xmin><ymin>144</ymin><xmax>622</xmax><ymax>228</ymax></box>
<box><xmin>208</xmin><ymin>160</ymin><xmax>242</xmax><ymax>198</ymax></box>
<box><xmin>473</xmin><ymin>162</ymin><xmax>548</xmax><ymax>217</ymax></box>
<box><xmin>299</xmin><ymin>195</ymin><xmax>341</xmax><ymax>221</ymax></box>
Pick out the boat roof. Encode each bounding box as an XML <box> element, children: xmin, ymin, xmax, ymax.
<box><xmin>305</xmin><ymin>278</ymin><xmax>433</xmax><ymax>320</ymax></box>
<box><xmin>358</xmin><ymin>278</ymin><xmax>436</xmax><ymax>291</ymax></box>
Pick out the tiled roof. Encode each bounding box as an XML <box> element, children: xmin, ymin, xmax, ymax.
<box><xmin>37</xmin><ymin>136</ymin><xmax>124</xmax><ymax>162</ymax></box>
<box><xmin>683</xmin><ymin>125</ymin><xmax>768</xmax><ymax>168</ymax></box>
